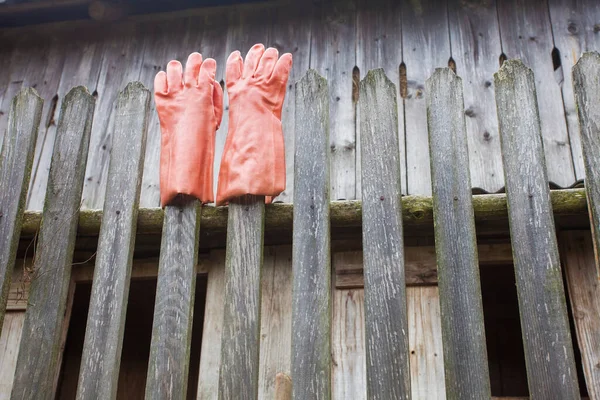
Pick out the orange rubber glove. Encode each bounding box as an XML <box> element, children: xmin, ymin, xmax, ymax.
<box><xmin>216</xmin><ymin>44</ymin><xmax>293</xmax><ymax>206</ymax></box>
<box><xmin>154</xmin><ymin>52</ymin><xmax>223</xmax><ymax>206</ymax></box>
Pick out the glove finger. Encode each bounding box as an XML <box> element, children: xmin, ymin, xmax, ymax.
<box><xmin>213</xmin><ymin>80</ymin><xmax>224</xmax><ymax>129</ymax></box>
<box><xmin>243</xmin><ymin>43</ymin><xmax>265</xmax><ymax>78</ymax></box>
<box><xmin>166</xmin><ymin>60</ymin><xmax>183</xmax><ymax>92</ymax></box>
<box><xmin>255</xmin><ymin>47</ymin><xmax>279</xmax><ymax>78</ymax></box>
<box><xmin>269</xmin><ymin>53</ymin><xmax>293</xmax><ymax>85</ymax></box>
<box><xmin>154</xmin><ymin>71</ymin><xmax>168</xmax><ymax>95</ymax></box>
<box><xmin>184</xmin><ymin>52</ymin><xmax>203</xmax><ymax>87</ymax></box>
<box><xmin>226</xmin><ymin>50</ymin><xmax>243</xmax><ymax>88</ymax></box>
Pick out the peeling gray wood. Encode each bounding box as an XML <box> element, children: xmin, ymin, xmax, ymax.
<box><xmin>572</xmin><ymin>52</ymin><xmax>600</xmax><ymax>277</ymax></box>
<box><xmin>548</xmin><ymin>0</ymin><xmax>600</xmax><ymax>181</ymax></box>
<box><xmin>145</xmin><ymin>196</ymin><xmax>201</xmax><ymax>400</ymax></box>
<box><xmin>447</xmin><ymin>0</ymin><xmax>504</xmax><ymax>193</ymax></box>
<box><xmin>560</xmin><ymin>231</ymin><xmax>600</xmax><ymax>399</ymax></box>
<box><xmin>497</xmin><ymin>0</ymin><xmax>576</xmax><ymax>188</ymax></box>
<box><xmin>75</xmin><ymin>82</ymin><xmax>150</xmax><ymax>400</ymax></box>
<box><xmin>0</xmin><ymin>88</ymin><xmax>42</xmax><ymax>332</ymax></box>
<box><xmin>356</xmin><ymin>0</ymin><xmax>405</xmax><ymax>196</ymax></box>
<box><xmin>291</xmin><ymin>70</ymin><xmax>331</xmax><ymax>400</ymax></box>
<box><xmin>402</xmin><ymin>0</ymin><xmax>451</xmax><ymax>195</ymax></box>
<box><xmin>310</xmin><ymin>0</ymin><xmax>357</xmax><ymax>200</ymax></box>
<box><xmin>494</xmin><ymin>60</ymin><xmax>579</xmax><ymax>399</ymax></box>
<box><xmin>426</xmin><ymin>68</ymin><xmax>491</xmax><ymax>399</ymax></box>
<box><xmin>359</xmin><ymin>69</ymin><xmax>411</xmax><ymax>399</ymax></box>
<box><xmin>270</xmin><ymin>3</ymin><xmax>312</xmax><ymax>203</ymax></box>
<box><xmin>218</xmin><ymin>195</ymin><xmax>265</xmax><ymax>400</ymax></box>
<box><xmin>10</xmin><ymin>86</ymin><xmax>95</xmax><ymax>400</ymax></box>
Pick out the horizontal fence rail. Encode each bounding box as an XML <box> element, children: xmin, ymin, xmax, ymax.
<box><xmin>0</xmin><ymin>52</ymin><xmax>599</xmax><ymax>399</ymax></box>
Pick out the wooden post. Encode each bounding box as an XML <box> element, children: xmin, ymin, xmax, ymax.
<box><xmin>494</xmin><ymin>59</ymin><xmax>580</xmax><ymax>399</ymax></box>
<box><xmin>572</xmin><ymin>51</ymin><xmax>600</xmax><ymax>278</ymax></box>
<box><xmin>219</xmin><ymin>195</ymin><xmax>265</xmax><ymax>400</ymax></box>
<box><xmin>0</xmin><ymin>88</ymin><xmax>42</xmax><ymax>332</ymax></box>
<box><xmin>359</xmin><ymin>68</ymin><xmax>411</xmax><ymax>399</ymax></box>
<box><xmin>145</xmin><ymin>195</ymin><xmax>201</xmax><ymax>399</ymax></box>
<box><xmin>426</xmin><ymin>68</ymin><xmax>491</xmax><ymax>398</ymax></box>
<box><xmin>291</xmin><ymin>69</ymin><xmax>331</xmax><ymax>400</ymax></box>
<box><xmin>75</xmin><ymin>82</ymin><xmax>150</xmax><ymax>399</ymax></box>
<box><xmin>10</xmin><ymin>86</ymin><xmax>95</xmax><ymax>400</ymax></box>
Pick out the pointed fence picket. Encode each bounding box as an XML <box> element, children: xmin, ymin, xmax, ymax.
<box><xmin>1</xmin><ymin>53</ymin><xmax>600</xmax><ymax>399</ymax></box>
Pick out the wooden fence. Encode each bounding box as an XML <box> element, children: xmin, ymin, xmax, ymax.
<box><xmin>0</xmin><ymin>52</ymin><xmax>599</xmax><ymax>399</ymax></box>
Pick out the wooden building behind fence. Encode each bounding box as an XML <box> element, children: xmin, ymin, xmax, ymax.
<box><xmin>0</xmin><ymin>0</ymin><xmax>599</xmax><ymax>399</ymax></box>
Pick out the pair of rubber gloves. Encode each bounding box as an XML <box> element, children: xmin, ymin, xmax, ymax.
<box><xmin>154</xmin><ymin>44</ymin><xmax>292</xmax><ymax>207</ymax></box>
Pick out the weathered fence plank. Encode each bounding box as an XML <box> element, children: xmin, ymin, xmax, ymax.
<box><xmin>0</xmin><ymin>88</ymin><xmax>42</xmax><ymax>332</ymax></box>
<box><xmin>145</xmin><ymin>196</ymin><xmax>201</xmax><ymax>399</ymax></box>
<box><xmin>494</xmin><ymin>60</ymin><xmax>580</xmax><ymax>399</ymax></box>
<box><xmin>359</xmin><ymin>69</ymin><xmax>411</xmax><ymax>399</ymax></box>
<box><xmin>560</xmin><ymin>231</ymin><xmax>600</xmax><ymax>398</ymax></box>
<box><xmin>218</xmin><ymin>195</ymin><xmax>265</xmax><ymax>400</ymax></box>
<box><xmin>75</xmin><ymin>82</ymin><xmax>150</xmax><ymax>399</ymax></box>
<box><xmin>426</xmin><ymin>68</ymin><xmax>491</xmax><ymax>399</ymax></box>
<box><xmin>496</xmin><ymin>0</ymin><xmax>576</xmax><ymax>187</ymax></box>
<box><xmin>572</xmin><ymin>52</ymin><xmax>600</xmax><ymax>277</ymax></box>
<box><xmin>11</xmin><ymin>86</ymin><xmax>95</xmax><ymax>400</ymax></box>
<box><xmin>291</xmin><ymin>69</ymin><xmax>331</xmax><ymax>400</ymax></box>
<box><xmin>196</xmin><ymin>250</ymin><xmax>226</xmax><ymax>400</ymax></box>
<box><xmin>447</xmin><ymin>0</ymin><xmax>504</xmax><ymax>193</ymax></box>
<box><xmin>402</xmin><ymin>0</ymin><xmax>451</xmax><ymax>195</ymax></box>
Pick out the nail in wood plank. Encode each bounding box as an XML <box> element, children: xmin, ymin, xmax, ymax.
<box><xmin>219</xmin><ymin>195</ymin><xmax>265</xmax><ymax>400</ymax></box>
<box><xmin>572</xmin><ymin>52</ymin><xmax>600</xmax><ymax>277</ymax></box>
<box><xmin>11</xmin><ymin>86</ymin><xmax>95</xmax><ymax>400</ymax></box>
<box><xmin>145</xmin><ymin>195</ymin><xmax>201</xmax><ymax>399</ymax></box>
<box><xmin>494</xmin><ymin>59</ymin><xmax>579</xmax><ymax>399</ymax></box>
<box><xmin>274</xmin><ymin>373</ymin><xmax>292</xmax><ymax>400</ymax></box>
<box><xmin>426</xmin><ymin>68</ymin><xmax>491</xmax><ymax>399</ymax></box>
<box><xmin>291</xmin><ymin>69</ymin><xmax>331</xmax><ymax>400</ymax></box>
<box><xmin>75</xmin><ymin>82</ymin><xmax>150</xmax><ymax>399</ymax></box>
<box><xmin>359</xmin><ymin>68</ymin><xmax>411</xmax><ymax>399</ymax></box>
<box><xmin>0</xmin><ymin>88</ymin><xmax>42</xmax><ymax>332</ymax></box>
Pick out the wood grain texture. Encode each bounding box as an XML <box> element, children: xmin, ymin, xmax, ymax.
<box><xmin>426</xmin><ymin>68</ymin><xmax>490</xmax><ymax>399</ymax></box>
<box><xmin>572</xmin><ymin>52</ymin><xmax>600</xmax><ymax>277</ymax></box>
<box><xmin>494</xmin><ymin>60</ymin><xmax>579</xmax><ymax>399</ymax></box>
<box><xmin>0</xmin><ymin>89</ymin><xmax>42</xmax><ymax>332</ymax></box>
<box><xmin>11</xmin><ymin>86</ymin><xmax>95</xmax><ymax>400</ymax></box>
<box><xmin>359</xmin><ymin>69</ymin><xmax>410</xmax><ymax>399</ymax></box>
<box><xmin>402</xmin><ymin>0</ymin><xmax>451</xmax><ymax>195</ymax></box>
<box><xmin>145</xmin><ymin>196</ymin><xmax>201</xmax><ymax>400</ymax></box>
<box><xmin>291</xmin><ymin>69</ymin><xmax>331</xmax><ymax>400</ymax></box>
<box><xmin>560</xmin><ymin>231</ymin><xmax>600</xmax><ymax>399</ymax></box>
<box><xmin>196</xmin><ymin>250</ymin><xmax>226</xmax><ymax>400</ymax></box>
<box><xmin>75</xmin><ymin>82</ymin><xmax>150</xmax><ymax>400</ymax></box>
<box><xmin>0</xmin><ymin>312</ymin><xmax>25</xmax><ymax>399</ymax></box>
<box><xmin>497</xmin><ymin>0</ymin><xmax>576</xmax><ymax>188</ymax></box>
<box><xmin>407</xmin><ymin>287</ymin><xmax>445</xmax><ymax>400</ymax></box>
<box><xmin>218</xmin><ymin>196</ymin><xmax>265</xmax><ymax>400</ymax></box>
<box><xmin>259</xmin><ymin>246</ymin><xmax>292</xmax><ymax>400</ymax></box>
<box><xmin>333</xmin><ymin>243</ymin><xmax>513</xmax><ymax>288</ymax></box>
<box><xmin>356</xmin><ymin>0</ymin><xmax>405</xmax><ymax>195</ymax></box>
<box><xmin>331</xmin><ymin>288</ymin><xmax>366</xmax><ymax>400</ymax></box>
<box><xmin>81</xmin><ymin>23</ymin><xmax>146</xmax><ymax>209</ymax></box>
<box><xmin>27</xmin><ymin>31</ymin><xmax>104</xmax><ymax>210</ymax></box>
<box><xmin>447</xmin><ymin>0</ymin><xmax>504</xmax><ymax>192</ymax></box>
<box><xmin>548</xmin><ymin>0</ymin><xmax>600</xmax><ymax>181</ymax></box>
<box><xmin>269</xmin><ymin>3</ymin><xmax>312</xmax><ymax>203</ymax></box>
<box><xmin>310</xmin><ymin>0</ymin><xmax>357</xmax><ymax>201</ymax></box>
<box><xmin>274</xmin><ymin>373</ymin><xmax>292</xmax><ymax>400</ymax></box>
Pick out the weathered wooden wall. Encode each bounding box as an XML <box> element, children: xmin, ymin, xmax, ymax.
<box><xmin>0</xmin><ymin>0</ymin><xmax>598</xmax><ymax>211</ymax></box>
